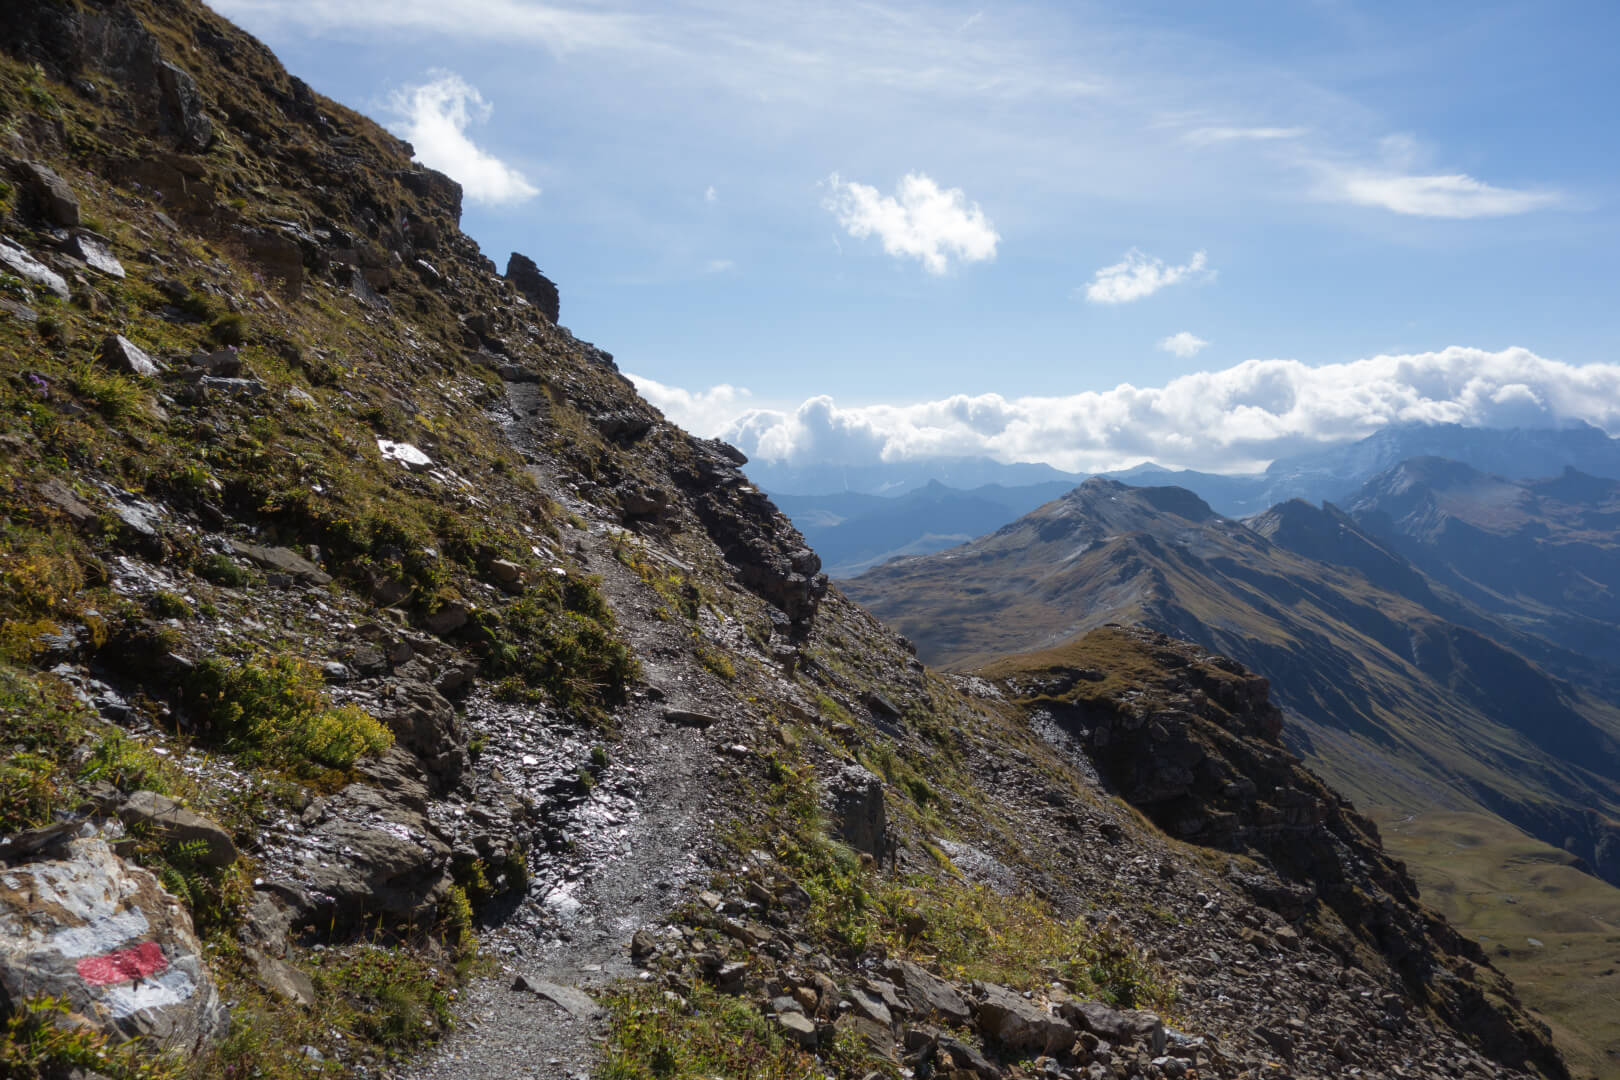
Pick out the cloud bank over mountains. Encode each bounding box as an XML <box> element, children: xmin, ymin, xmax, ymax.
<box><xmin>631</xmin><ymin>347</ymin><xmax>1620</xmax><ymax>475</ymax></box>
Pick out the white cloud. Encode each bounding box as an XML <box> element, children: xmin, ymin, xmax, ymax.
<box><xmin>1323</xmin><ymin>169</ymin><xmax>1559</xmax><ymax>219</ymax></box>
<box><xmin>705</xmin><ymin>185</ymin><xmax>718</xmax><ymax>203</ymax></box>
<box><xmin>650</xmin><ymin>347</ymin><xmax>1620</xmax><ymax>474</ymax></box>
<box><xmin>1183</xmin><ymin>126</ymin><xmax>1308</xmax><ymax>146</ymax></box>
<box><xmin>626</xmin><ymin>373</ymin><xmax>753</xmax><ymax>437</ymax></box>
<box><xmin>1085</xmin><ymin>249</ymin><xmax>1211</xmax><ymax>304</ymax></box>
<box><xmin>703</xmin><ymin>258</ymin><xmax>736</xmax><ymax>273</ymax></box>
<box><xmin>1159</xmin><ymin>332</ymin><xmax>1209</xmax><ymax>358</ymax></box>
<box><xmin>388</xmin><ymin>72</ymin><xmax>539</xmax><ymax>204</ymax></box>
<box><xmin>824</xmin><ymin>172</ymin><xmax>999</xmax><ymax>275</ymax></box>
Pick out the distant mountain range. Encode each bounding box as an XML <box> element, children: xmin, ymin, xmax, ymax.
<box><xmin>764</xmin><ymin>423</ymin><xmax>1620</xmax><ymax>576</ymax></box>
<box><xmin>844</xmin><ymin>465</ymin><xmax>1620</xmax><ymax>888</ymax></box>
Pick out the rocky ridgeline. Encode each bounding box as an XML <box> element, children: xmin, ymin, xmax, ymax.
<box><xmin>0</xmin><ymin>2</ymin><xmax>1573</xmax><ymax>1078</ymax></box>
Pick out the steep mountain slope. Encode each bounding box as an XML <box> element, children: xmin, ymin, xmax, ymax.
<box><xmin>846</xmin><ymin>479</ymin><xmax>1620</xmax><ymax>885</ymax></box>
<box><xmin>772</xmin><ymin>479</ymin><xmax>1077</xmax><ymax>577</ymax></box>
<box><xmin>1340</xmin><ymin>458</ymin><xmax>1620</xmax><ymax>674</ymax></box>
<box><xmin>0</xmin><ymin>2</ymin><xmax>1578</xmax><ymax>1078</ymax></box>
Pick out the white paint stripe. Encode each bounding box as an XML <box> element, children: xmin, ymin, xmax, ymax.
<box><xmin>100</xmin><ymin>966</ymin><xmax>197</xmax><ymax>1019</ymax></box>
<box><xmin>48</xmin><ymin>910</ymin><xmax>151</xmax><ymax>958</ymax></box>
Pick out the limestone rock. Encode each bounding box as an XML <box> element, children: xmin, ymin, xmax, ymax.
<box><xmin>97</xmin><ymin>334</ymin><xmax>159</xmax><ymax>377</ymax></box>
<box><xmin>0</xmin><ymin>837</ymin><xmax>228</xmax><ymax>1051</ymax></box>
<box><xmin>118</xmin><ymin>790</ymin><xmax>237</xmax><ymax>868</ymax></box>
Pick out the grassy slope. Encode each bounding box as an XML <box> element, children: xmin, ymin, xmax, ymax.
<box><xmin>1380</xmin><ymin>811</ymin><xmax>1620</xmax><ymax>1080</ymax></box>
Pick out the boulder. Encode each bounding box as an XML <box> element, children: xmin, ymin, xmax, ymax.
<box><xmin>825</xmin><ymin>763</ymin><xmax>887</xmax><ymax>859</ymax></box>
<box><xmin>97</xmin><ymin>334</ymin><xmax>159</xmax><ymax>377</ymax></box>
<box><xmin>64</xmin><ymin>233</ymin><xmax>125</xmax><ymax>279</ymax></box>
<box><xmin>155</xmin><ymin>61</ymin><xmax>213</xmax><ymax>151</ymax></box>
<box><xmin>0</xmin><ymin>837</ymin><xmax>228</xmax><ymax>1050</ymax></box>
<box><xmin>118</xmin><ymin>790</ymin><xmax>237</xmax><ymax>868</ymax></box>
<box><xmin>504</xmin><ymin>252</ymin><xmax>559</xmax><ymax>323</ymax></box>
<box><xmin>1057</xmin><ymin>999</ymin><xmax>1165</xmax><ymax>1054</ymax></box>
<box><xmin>897</xmin><ymin>960</ymin><xmax>972</xmax><ymax>1025</ymax></box>
<box><xmin>246</xmin><ymin>948</ymin><xmax>315</xmax><ymax>1007</ymax></box>
<box><xmin>16</xmin><ymin>161</ymin><xmax>80</xmax><ymax>226</ymax></box>
<box><xmin>973</xmin><ymin>981</ymin><xmax>1075</xmax><ymax>1056</ymax></box>
<box><xmin>0</xmin><ymin>236</ymin><xmax>70</xmax><ymax>298</ymax></box>
<box><xmin>232</xmin><ymin>542</ymin><xmax>331</xmax><ymax>586</ymax></box>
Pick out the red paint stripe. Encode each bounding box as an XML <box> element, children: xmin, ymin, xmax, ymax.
<box><xmin>77</xmin><ymin>942</ymin><xmax>168</xmax><ymax>986</ymax></box>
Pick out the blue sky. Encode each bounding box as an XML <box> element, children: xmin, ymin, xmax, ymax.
<box><xmin>211</xmin><ymin>0</ymin><xmax>1620</xmax><ymax>474</ymax></box>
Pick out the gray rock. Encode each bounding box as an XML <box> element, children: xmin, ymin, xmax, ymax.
<box><xmin>155</xmin><ymin>61</ymin><xmax>213</xmax><ymax>151</ymax></box>
<box><xmin>1058</xmin><ymin>999</ymin><xmax>1165</xmax><ymax>1054</ymax></box>
<box><xmin>776</xmin><ymin>1010</ymin><xmax>818</xmax><ymax>1048</ymax></box>
<box><xmin>233</xmin><ymin>542</ymin><xmax>331</xmax><ymax>586</ymax></box>
<box><xmin>0</xmin><ymin>837</ymin><xmax>228</xmax><ymax>1050</ymax></box>
<box><xmin>97</xmin><ymin>334</ymin><xmax>159</xmax><ymax>377</ymax></box>
<box><xmin>973</xmin><ymin>981</ymin><xmax>1075</xmax><ymax>1055</ymax></box>
<box><xmin>0</xmin><ymin>297</ymin><xmax>37</xmax><ymax>323</ymax></box>
<box><xmin>936</xmin><ymin>1035</ymin><xmax>1001</xmax><ymax>1079</ymax></box>
<box><xmin>37</xmin><ymin>478</ymin><xmax>100</xmax><ymax>529</ymax></box>
<box><xmin>422</xmin><ymin>601</ymin><xmax>470</xmax><ymax>636</ymax></box>
<box><xmin>826</xmin><ymin>763</ymin><xmax>887</xmax><ymax>859</ymax></box>
<box><xmin>17</xmin><ymin>161</ymin><xmax>80</xmax><ymax>226</ymax></box>
<box><xmin>663</xmin><ymin>708</ymin><xmax>720</xmax><ymax>729</ymax></box>
<box><xmin>293</xmin><ymin>784</ymin><xmax>452</xmax><ymax>930</ymax></box>
<box><xmin>505</xmin><ymin>252</ymin><xmax>559</xmax><ymax>323</ymax></box>
<box><xmin>897</xmin><ymin>960</ymin><xmax>972</xmax><ymax>1026</ymax></box>
<box><xmin>64</xmin><ymin>233</ymin><xmax>124</xmax><ymax>279</ymax></box>
<box><xmin>847</xmin><ymin>984</ymin><xmax>893</xmax><ymax>1026</ymax></box>
<box><xmin>246</xmin><ymin>948</ymin><xmax>315</xmax><ymax>1007</ymax></box>
<box><xmin>118</xmin><ymin>790</ymin><xmax>237</xmax><ymax>868</ymax></box>
<box><xmin>1</xmin><ymin>236</ymin><xmax>70</xmax><ymax>298</ymax></box>
<box><xmin>512</xmin><ymin>975</ymin><xmax>599</xmax><ymax>1020</ymax></box>
<box><xmin>377</xmin><ymin>679</ymin><xmax>466</xmax><ymax>790</ymax></box>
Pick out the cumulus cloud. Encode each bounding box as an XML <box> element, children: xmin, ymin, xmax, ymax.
<box><xmin>660</xmin><ymin>347</ymin><xmax>1620</xmax><ymax>474</ymax></box>
<box><xmin>705</xmin><ymin>185</ymin><xmax>718</xmax><ymax>203</ymax></box>
<box><xmin>824</xmin><ymin>172</ymin><xmax>999</xmax><ymax>275</ymax></box>
<box><xmin>389</xmin><ymin>72</ymin><xmax>539</xmax><ymax>204</ymax></box>
<box><xmin>626</xmin><ymin>373</ymin><xmax>752</xmax><ymax>437</ymax></box>
<box><xmin>1326</xmin><ymin>170</ymin><xmax>1558</xmax><ymax>219</ymax></box>
<box><xmin>1159</xmin><ymin>332</ymin><xmax>1209</xmax><ymax>358</ymax></box>
<box><xmin>1085</xmin><ymin>249</ymin><xmax>1211</xmax><ymax>304</ymax></box>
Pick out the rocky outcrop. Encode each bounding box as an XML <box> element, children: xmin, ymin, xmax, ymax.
<box><xmin>991</xmin><ymin>625</ymin><xmax>1569</xmax><ymax>1080</ymax></box>
<box><xmin>0</xmin><ymin>835</ymin><xmax>229</xmax><ymax>1051</ymax></box>
<box><xmin>505</xmin><ymin>252</ymin><xmax>559</xmax><ymax>323</ymax></box>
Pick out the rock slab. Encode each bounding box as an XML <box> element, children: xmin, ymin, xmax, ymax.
<box><xmin>0</xmin><ymin>837</ymin><xmax>228</xmax><ymax>1050</ymax></box>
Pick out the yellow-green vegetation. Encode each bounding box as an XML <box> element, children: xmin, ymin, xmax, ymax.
<box><xmin>187</xmin><ymin>938</ymin><xmax>472</xmax><ymax>1079</ymax></box>
<box><xmin>735</xmin><ymin>744</ymin><xmax>1174</xmax><ymax>1011</ymax></box>
<box><xmin>186</xmin><ymin>654</ymin><xmax>392</xmax><ymax>773</ymax></box>
<box><xmin>0</xmin><ymin>996</ymin><xmax>184</xmax><ymax>1080</ymax></box>
<box><xmin>694</xmin><ymin>641</ymin><xmax>736</xmax><ymax>681</ymax></box>
<box><xmin>1381</xmin><ymin>810</ymin><xmax>1620</xmax><ymax>1080</ymax></box>
<box><xmin>0</xmin><ymin>664</ymin><xmax>184</xmax><ymax>833</ymax></box>
<box><xmin>599</xmin><ymin>982</ymin><xmax>884</xmax><ymax>1080</ymax></box>
<box><xmin>485</xmin><ymin>573</ymin><xmax>636</xmax><ymax>713</ymax></box>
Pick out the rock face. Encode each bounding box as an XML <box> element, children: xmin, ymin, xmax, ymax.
<box><xmin>989</xmin><ymin>625</ymin><xmax>1569</xmax><ymax>1080</ymax></box>
<box><xmin>505</xmin><ymin>252</ymin><xmax>560</xmax><ymax>323</ymax></box>
<box><xmin>825</xmin><ymin>763</ymin><xmax>887</xmax><ymax>860</ymax></box>
<box><xmin>0</xmin><ymin>837</ymin><xmax>229</xmax><ymax>1051</ymax></box>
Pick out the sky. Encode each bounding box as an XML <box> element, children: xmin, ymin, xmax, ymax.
<box><xmin>209</xmin><ymin>0</ymin><xmax>1620</xmax><ymax>476</ymax></box>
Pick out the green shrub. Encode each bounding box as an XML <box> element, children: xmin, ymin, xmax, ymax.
<box><xmin>485</xmin><ymin>575</ymin><xmax>636</xmax><ymax>714</ymax></box>
<box><xmin>187</xmin><ymin>654</ymin><xmax>392</xmax><ymax>772</ymax></box>
<box><xmin>197</xmin><ymin>552</ymin><xmax>250</xmax><ymax>587</ymax></box>
<box><xmin>207</xmin><ymin>312</ymin><xmax>247</xmax><ymax>346</ymax></box>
